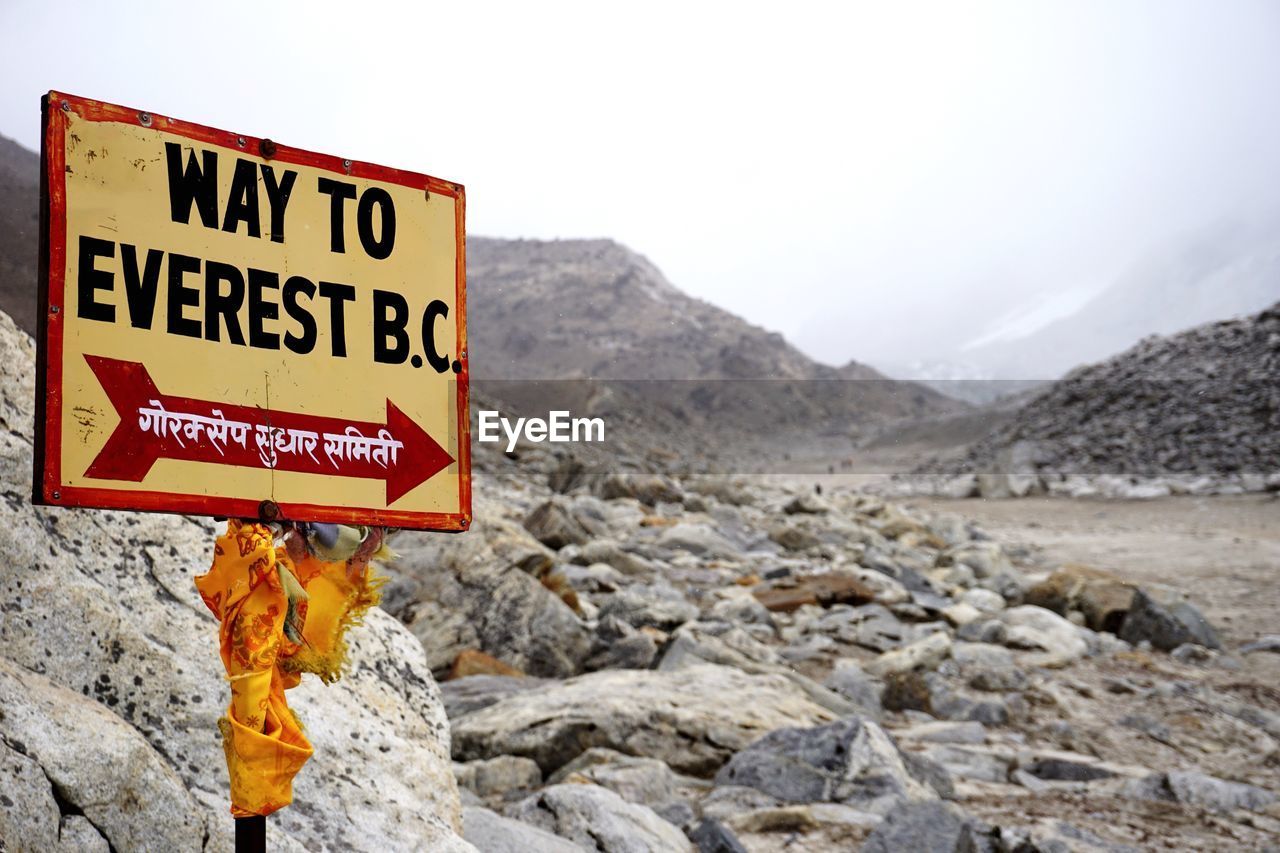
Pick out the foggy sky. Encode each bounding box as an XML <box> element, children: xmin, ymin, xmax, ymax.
<box><xmin>2</xmin><ymin>1</ymin><xmax>1278</xmax><ymax>369</ymax></box>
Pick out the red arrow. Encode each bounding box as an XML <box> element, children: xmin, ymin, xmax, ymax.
<box><xmin>83</xmin><ymin>355</ymin><xmax>453</xmax><ymax>505</ymax></box>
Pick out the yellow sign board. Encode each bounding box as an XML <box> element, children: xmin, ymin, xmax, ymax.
<box><xmin>34</xmin><ymin>93</ymin><xmax>470</xmax><ymax>530</ymax></box>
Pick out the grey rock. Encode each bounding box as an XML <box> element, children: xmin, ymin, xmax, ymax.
<box><xmin>506</xmin><ymin>784</ymin><xmax>693</xmax><ymax>852</ymax></box>
<box><xmin>395</xmin><ymin>515</ymin><xmax>592</xmax><ymax>677</ymax></box>
<box><xmin>689</xmin><ymin>817</ymin><xmax>750</xmax><ymax>853</ymax></box>
<box><xmin>1022</xmin><ymin>757</ymin><xmax>1115</xmax><ymax>783</ymax></box>
<box><xmin>699</xmin><ymin>785</ymin><xmax>785</xmax><ymax>823</ymax></box>
<box><xmin>1119</xmin><ymin>590</ymin><xmax>1222</xmax><ymax>652</ymax></box>
<box><xmin>654</xmin><ymin>801</ymin><xmax>697</xmax><ymax>829</ymax></box>
<box><xmin>586</xmin><ymin>618</ymin><xmax>660</xmax><ymax>671</ymax></box>
<box><xmin>573</xmin><ymin>539</ymin><xmax>657</xmax><ymax>577</ymax></box>
<box><xmin>866</xmin><ymin>631</ymin><xmax>952</xmax><ymax>677</ymax></box>
<box><xmin>1240</xmin><ymin>634</ymin><xmax>1280</xmax><ymax>654</ymax></box>
<box><xmin>0</xmin><ymin>658</ymin><xmax>204</xmax><ymax>851</ymax></box>
<box><xmin>659</xmin><ymin>624</ymin><xmax>855</xmax><ymax>715</ymax></box>
<box><xmin>524</xmin><ymin>499</ymin><xmax>594</xmax><ymax>549</ymax></box>
<box><xmin>780</xmin><ymin>634</ymin><xmax>838</xmax><ymax>663</ymax></box>
<box><xmin>859</xmin><ymin>800</ymin><xmax>980</xmax><ymax>853</ymax></box>
<box><xmin>784</xmin><ymin>493</ymin><xmax>833</xmax><ymax>515</ymax></box>
<box><xmin>894</xmin><ymin>720</ymin><xmax>987</xmax><ymax>745</ymax></box>
<box><xmin>1036</xmin><ymin>821</ymin><xmax>1141</xmax><ymax>853</ymax></box>
<box><xmin>956</xmin><ymin>618</ymin><xmax>1008</xmax><ymax>644</ymax></box>
<box><xmin>0</xmin><ymin>738</ymin><xmax>67</xmax><ymax>852</ymax></box>
<box><xmin>823</xmin><ymin>661</ymin><xmax>885</xmax><ymax>721</ymax></box>
<box><xmin>960</xmin><ymin>588</ymin><xmax>1006</xmax><ymax>614</ymax></box>
<box><xmin>454</xmin><ymin>755</ymin><xmax>543</xmax><ymax>798</ymax></box>
<box><xmin>451</xmin><ymin>664</ymin><xmax>836</xmax><ymax>777</ymax></box>
<box><xmin>911</xmin><ymin>590</ymin><xmax>954</xmax><ymax>614</ymax></box>
<box><xmin>899</xmin><ymin>751</ymin><xmax>957</xmax><ymax>800</ymax></box>
<box><xmin>705</xmin><ymin>593</ymin><xmax>773</xmax><ymax>626</ymax></box>
<box><xmin>1124</xmin><ymin>770</ymin><xmax>1277</xmax><ymax>813</ymax></box>
<box><xmin>548</xmin><ymin>748</ymin><xmax>682</xmax><ymax>807</ymax></box>
<box><xmin>853</xmin><ymin>606</ymin><xmax>912</xmax><ymax>652</ymax></box>
<box><xmin>56</xmin><ymin>816</ymin><xmax>111</xmax><ymax>852</ymax></box>
<box><xmin>978</xmin><ymin>570</ymin><xmax>1029</xmax><ymax>604</ymax></box>
<box><xmin>925</xmin><ymin>303</ymin><xmax>1280</xmax><ymax>486</ymax></box>
<box><xmin>598</xmin><ymin>473</ymin><xmax>684</xmax><ymax>507</ymax></box>
<box><xmin>917</xmin><ymin>744</ymin><xmax>1014</xmax><ymax>784</ymax></box>
<box><xmin>441</xmin><ymin>675</ymin><xmax>547</xmax><ymax>718</ymax></box>
<box><xmin>966</xmin><ymin>665</ymin><xmax>1028</xmax><ymax>692</ymax></box>
<box><xmin>1170</xmin><ymin>643</ymin><xmax>1218</xmax><ymax>665</ymax></box>
<box><xmin>681</xmin><ymin>493</ymin><xmax>710</xmax><ymax>513</ymax></box>
<box><xmin>548</xmin><ymin>455</ymin><xmax>589</xmax><ymax>495</ymax></box>
<box><xmin>925</xmin><ymin>676</ymin><xmax>1013</xmax><ymax>725</ymax></box>
<box><xmin>562</xmin><ymin>561</ymin><xmax>627</xmax><ymax>593</ymax></box>
<box><xmin>769</xmin><ymin>523</ymin><xmax>822</xmax><ymax>551</ymax></box>
<box><xmin>599</xmin><ymin>584</ymin><xmax>698</xmax><ymax>632</ymax></box>
<box><xmin>660</xmin><ymin>622</ymin><xmax>782</xmax><ymax>663</ymax></box>
<box><xmin>1001</xmin><ymin>605</ymin><xmax>1088</xmax><ymax>667</ymax></box>
<box><xmin>936</xmin><ymin>543</ymin><xmax>1013</xmax><ymax>579</ymax></box>
<box><xmin>951</xmin><ymin>642</ymin><xmax>1016</xmax><ymax>669</ymax></box>
<box><xmin>656</xmin><ymin>523</ymin><xmax>742</xmax><ymax>559</ymax></box>
<box><xmin>1118</xmin><ymin>714</ymin><xmax>1174</xmax><ymax>745</ymax></box>
<box><xmin>714</xmin><ymin>717</ymin><xmax>936</xmax><ymax>814</ymax></box>
<box><xmin>464</xmin><ymin>806</ymin><xmax>586</xmax><ymax>853</ymax></box>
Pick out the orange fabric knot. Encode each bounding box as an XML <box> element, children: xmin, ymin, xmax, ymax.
<box><xmin>195</xmin><ymin>520</ymin><xmax>384</xmax><ymax>817</ymax></box>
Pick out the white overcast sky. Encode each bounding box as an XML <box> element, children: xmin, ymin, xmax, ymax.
<box><xmin>2</xmin><ymin>1</ymin><xmax>1278</xmax><ymax>368</ymax></box>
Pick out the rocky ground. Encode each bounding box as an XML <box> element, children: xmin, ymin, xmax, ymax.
<box><xmin>1</xmin><ymin>270</ymin><xmax>1277</xmax><ymax>850</ymax></box>
<box><xmin>379</xmin><ymin>436</ymin><xmax>1280</xmax><ymax>851</ymax></box>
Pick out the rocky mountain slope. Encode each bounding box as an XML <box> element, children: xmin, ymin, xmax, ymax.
<box><xmin>0</xmin><ymin>309</ymin><xmax>471</xmax><ymax>851</ymax></box>
<box><xmin>0</xmin><ymin>136</ymin><xmax>954</xmax><ymax>461</ymax></box>
<box><xmin>466</xmin><ymin>237</ymin><xmax>958</xmax><ymax>468</ymax></box>
<box><xmin>907</xmin><ymin>301</ymin><xmax>1280</xmax><ymax>498</ymax></box>
<box><xmin>468</xmin><ymin>237</ymin><xmax>882</xmax><ymax>383</ymax></box>
<box><xmin>0</xmin><ymin>134</ymin><xmax>38</xmax><ymax>337</ymax></box>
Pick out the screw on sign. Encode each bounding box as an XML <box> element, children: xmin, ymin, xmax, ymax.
<box><xmin>33</xmin><ymin>92</ymin><xmax>470</xmax><ymax>849</ymax></box>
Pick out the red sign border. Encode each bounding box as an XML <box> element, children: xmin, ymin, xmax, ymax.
<box><xmin>32</xmin><ymin>91</ymin><xmax>472</xmax><ymax>532</ymax></box>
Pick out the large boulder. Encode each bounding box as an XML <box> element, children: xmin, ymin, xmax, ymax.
<box><xmin>0</xmin><ymin>311</ymin><xmax>472</xmax><ymax>851</ymax></box>
<box><xmin>658</xmin><ymin>623</ymin><xmax>856</xmax><ymax>715</ymax></box>
<box><xmin>391</xmin><ymin>512</ymin><xmax>592</xmax><ymax>677</ymax></box>
<box><xmin>1025</xmin><ymin>565</ymin><xmax>1136</xmax><ymax>633</ymax></box>
<box><xmin>713</xmin><ymin>717</ymin><xmax>938</xmax><ymax>815</ymax></box>
<box><xmin>0</xmin><ymin>658</ymin><xmax>204</xmax><ymax>851</ymax></box>
<box><xmin>451</xmin><ymin>664</ymin><xmax>837</xmax><ymax>777</ymax></box>
<box><xmin>1118</xmin><ymin>590</ymin><xmax>1222</xmax><ymax>651</ymax></box>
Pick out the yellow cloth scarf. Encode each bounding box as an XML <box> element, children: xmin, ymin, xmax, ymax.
<box><xmin>194</xmin><ymin>520</ymin><xmax>382</xmax><ymax>817</ymax></box>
